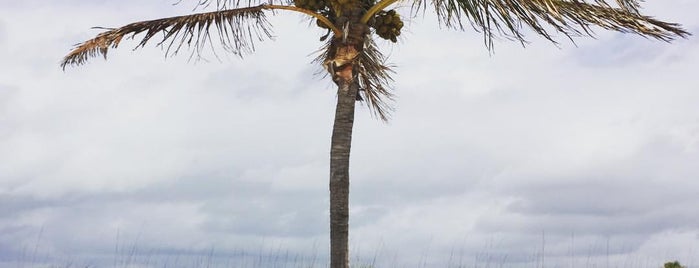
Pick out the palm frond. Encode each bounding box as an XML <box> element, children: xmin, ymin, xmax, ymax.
<box><xmin>614</xmin><ymin>0</ymin><xmax>641</xmax><ymax>14</ymax></box>
<box><xmin>190</xmin><ymin>0</ymin><xmax>294</xmax><ymax>10</ymax></box>
<box><xmin>356</xmin><ymin>38</ymin><xmax>395</xmax><ymax>121</ymax></box>
<box><xmin>312</xmin><ymin>38</ymin><xmax>395</xmax><ymax>121</ymax></box>
<box><xmin>422</xmin><ymin>0</ymin><xmax>689</xmax><ymax>50</ymax></box>
<box><xmin>61</xmin><ymin>6</ymin><xmax>273</xmax><ymax>69</ymax></box>
<box><xmin>189</xmin><ymin>0</ymin><xmax>241</xmax><ymax>10</ymax></box>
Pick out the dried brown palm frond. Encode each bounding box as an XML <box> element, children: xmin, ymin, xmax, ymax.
<box><xmin>614</xmin><ymin>0</ymin><xmax>642</xmax><ymax>14</ymax></box>
<box><xmin>188</xmin><ymin>0</ymin><xmax>245</xmax><ymax>10</ymax></box>
<box><xmin>312</xmin><ymin>38</ymin><xmax>395</xmax><ymax>121</ymax></box>
<box><xmin>355</xmin><ymin>38</ymin><xmax>395</xmax><ymax>121</ymax></box>
<box><xmin>190</xmin><ymin>0</ymin><xmax>294</xmax><ymax>10</ymax></box>
<box><xmin>60</xmin><ymin>5</ymin><xmax>273</xmax><ymax>69</ymax></box>
<box><xmin>419</xmin><ymin>0</ymin><xmax>689</xmax><ymax>50</ymax></box>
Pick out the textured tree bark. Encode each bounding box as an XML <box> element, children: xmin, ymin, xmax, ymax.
<box><xmin>329</xmin><ymin>63</ymin><xmax>359</xmax><ymax>268</ymax></box>
<box><xmin>327</xmin><ymin>12</ymin><xmax>367</xmax><ymax>267</ymax></box>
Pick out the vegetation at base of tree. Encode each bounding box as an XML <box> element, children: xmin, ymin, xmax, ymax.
<box><xmin>664</xmin><ymin>261</ymin><xmax>686</xmax><ymax>268</ymax></box>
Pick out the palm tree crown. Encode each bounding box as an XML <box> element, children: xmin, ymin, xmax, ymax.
<box><xmin>61</xmin><ymin>0</ymin><xmax>688</xmax><ymax>119</ymax></box>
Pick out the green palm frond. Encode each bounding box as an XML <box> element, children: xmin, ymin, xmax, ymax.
<box><xmin>421</xmin><ymin>0</ymin><xmax>689</xmax><ymax>49</ymax></box>
<box><xmin>61</xmin><ymin>6</ymin><xmax>273</xmax><ymax>69</ymax></box>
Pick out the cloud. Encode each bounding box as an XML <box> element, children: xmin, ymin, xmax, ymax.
<box><xmin>1</xmin><ymin>1</ymin><xmax>698</xmax><ymax>267</ymax></box>
<box><xmin>0</xmin><ymin>20</ymin><xmax>6</xmax><ymax>46</ymax></box>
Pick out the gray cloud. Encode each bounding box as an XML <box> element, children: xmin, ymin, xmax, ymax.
<box><xmin>476</xmin><ymin>136</ymin><xmax>699</xmax><ymax>241</ymax></box>
<box><xmin>572</xmin><ymin>34</ymin><xmax>668</xmax><ymax>68</ymax></box>
<box><xmin>0</xmin><ymin>20</ymin><xmax>6</xmax><ymax>46</ymax></box>
<box><xmin>1</xmin><ymin>1</ymin><xmax>698</xmax><ymax>268</ymax></box>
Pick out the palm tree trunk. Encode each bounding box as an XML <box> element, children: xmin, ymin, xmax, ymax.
<box><xmin>329</xmin><ymin>67</ymin><xmax>359</xmax><ymax>268</ymax></box>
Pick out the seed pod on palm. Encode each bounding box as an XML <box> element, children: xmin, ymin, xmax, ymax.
<box><xmin>294</xmin><ymin>0</ymin><xmax>307</xmax><ymax>7</ymax></box>
<box><xmin>396</xmin><ymin>20</ymin><xmax>404</xmax><ymax>30</ymax></box>
<box><xmin>374</xmin><ymin>15</ymin><xmax>384</xmax><ymax>26</ymax></box>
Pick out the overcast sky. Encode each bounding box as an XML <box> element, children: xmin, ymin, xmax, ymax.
<box><xmin>1</xmin><ymin>1</ymin><xmax>698</xmax><ymax>267</ymax></box>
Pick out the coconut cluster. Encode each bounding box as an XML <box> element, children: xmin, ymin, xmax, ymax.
<box><xmin>369</xmin><ymin>10</ymin><xmax>403</xmax><ymax>42</ymax></box>
<box><xmin>295</xmin><ymin>0</ymin><xmax>402</xmax><ymax>43</ymax></box>
<box><xmin>295</xmin><ymin>0</ymin><xmax>373</xmax><ymax>14</ymax></box>
<box><xmin>294</xmin><ymin>0</ymin><xmax>329</xmax><ymax>12</ymax></box>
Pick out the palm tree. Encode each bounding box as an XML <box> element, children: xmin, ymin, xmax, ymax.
<box><xmin>61</xmin><ymin>0</ymin><xmax>688</xmax><ymax>267</ymax></box>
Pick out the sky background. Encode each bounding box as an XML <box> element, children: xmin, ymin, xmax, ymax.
<box><xmin>1</xmin><ymin>0</ymin><xmax>699</xmax><ymax>267</ymax></box>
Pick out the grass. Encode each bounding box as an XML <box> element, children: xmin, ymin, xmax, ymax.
<box><xmin>5</xmin><ymin>230</ymin><xmax>695</xmax><ymax>268</ymax></box>
<box><xmin>7</xmin><ymin>243</ymin><xmax>695</xmax><ymax>268</ymax></box>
